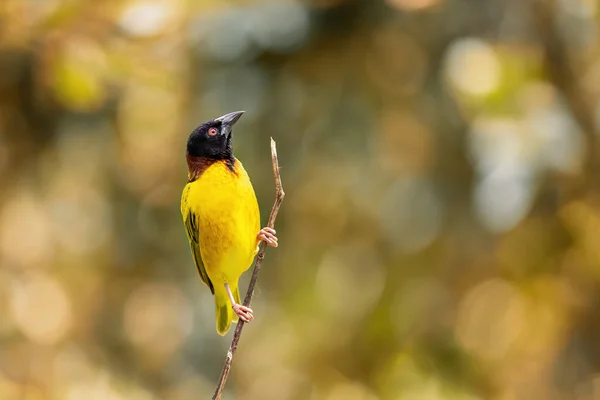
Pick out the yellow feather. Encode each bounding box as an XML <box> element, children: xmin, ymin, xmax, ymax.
<box><xmin>181</xmin><ymin>158</ymin><xmax>260</xmax><ymax>335</ymax></box>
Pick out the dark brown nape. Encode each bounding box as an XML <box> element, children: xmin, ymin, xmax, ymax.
<box><xmin>186</xmin><ymin>153</ymin><xmax>237</xmax><ymax>182</ymax></box>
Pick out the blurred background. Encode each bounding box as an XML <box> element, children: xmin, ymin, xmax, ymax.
<box><xmin>0</xmin><ymin>0</ymin><xmax>599</xmax><ymax>399</ymax></box>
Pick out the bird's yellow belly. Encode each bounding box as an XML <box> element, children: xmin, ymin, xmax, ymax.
<box><xmin>197</xmin><ymin>205</ymin><xmax>257</xmax><ymax>283</ymax></box>
<box><xmin>185</xmin><ymin>161</ymin><xmax>260</xmax><ymax>284</ymax></box>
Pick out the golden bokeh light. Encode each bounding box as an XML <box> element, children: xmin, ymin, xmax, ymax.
<box><xmin>243</xmin><ymin>366</ymin><xmax>311</xmax><ymax>400</ymax></box>
<box><xmin>316</xmin><ymin>244</ymin><xmax>386</xmax><ymax>322</ymax></box>
<box><xmin>0</xmin><ymin>371</ymin><xmax>20</xmax><ymax>400</ymax></box>
<box><xmin>162</xmin><ymin>375</ymin><xmax>214</xmax><ymax>400</ymax></box>
<box><xmin>455</xmin><ymin>279</ymin><xmax>526</xmax><ymax>361</ymax></box>
<box><xmin>325</xmin><ymin>382</ymin><xmax>379</xmax><ymax>400</ymax></box>
<box><xmin>0</xmin><ymin>271</ymin><xmax>15</xmax><ymax>335</ymax></box>
<box><xmin>123</xmin><ymin>283</ymin><xmax>193</xmax><ymax>358</ymax></box>
<box><xmin>119</xmin><ymin>0</ymin><xmax>182</xmax><ymax>38</ymax></box>
<box><xmin>445</xmin><ymin>38</ymin><xmax>501</xmax><ymax>97</ymax></box>
<box><xmin>61</xmin><ymin>371</ymin><xmax>155</xmax><ymax>400</ymax></box>
<box><xmin>49</xmin><ymin>186</ymin><xmax>112</xmax><ymax>255</ymax></box>
<box><xmin>52</xmin><ymin>346</ymin><xmax>97</xmax><ymax>389</ymax></box>
<box><xmin>10</xmin><ymin>274</ymin><xmax>72</xmax><ymax>345</ymax></box>
<box><xmin>0</xmin><ymin>190</ymin><xmax>53</xmax><ymax>268</ymax></box>
<box><xmin>386</xmin><ymin>0</ymin><xmax>441</xmax><ymax>11</ymax></box>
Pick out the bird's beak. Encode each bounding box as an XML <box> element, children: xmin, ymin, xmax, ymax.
<box><xmin>215</xmin><ymin>111</ymin><xmax>245</xmax><ymax>136</ymax></box>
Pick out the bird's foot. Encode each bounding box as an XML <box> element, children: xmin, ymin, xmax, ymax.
<box><xmin>257</xmin><ymin>227</ymin><xmax>278</xmax><ymax>247</ymax></box>
<box><xmin>233</xmin><ymin>303</ymin><xmax>254</xmax><ymax>322</ymax></box>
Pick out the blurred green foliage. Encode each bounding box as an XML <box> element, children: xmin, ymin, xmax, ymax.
<box><xmin>1</xmin><ymin>0</ymin><xmax>600</xmax><ymax>399</ymax></box>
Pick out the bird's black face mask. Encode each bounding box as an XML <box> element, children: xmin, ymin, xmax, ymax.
<box><xmin>187</xmin><ymin>111</ymin><xmax>245</xmax><ymax>160</ymax></box>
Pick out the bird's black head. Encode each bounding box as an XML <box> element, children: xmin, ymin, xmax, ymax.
<box><xmin>186</xmin><ymin>111</ymin><xmax>245</xmax><ymax>161</ymax></box>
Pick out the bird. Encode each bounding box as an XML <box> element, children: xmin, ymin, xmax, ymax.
<box><xmin>181</xmin><ymin>111</ymin><xmax>278</xmax><ymax>336</ymax></box>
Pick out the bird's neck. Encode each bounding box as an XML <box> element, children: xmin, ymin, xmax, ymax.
<box><xmin>186</xmin><ymin>153</ymin><xmax>236</xmax><ymax>182</ymax></box>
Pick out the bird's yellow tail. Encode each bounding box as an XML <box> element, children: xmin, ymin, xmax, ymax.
<box><xmin>214</xmin><ymin>283</ymin><xmax>241</xmax><ymax>336</ymax></box>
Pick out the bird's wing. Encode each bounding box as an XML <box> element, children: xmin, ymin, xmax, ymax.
<box><xmin>184</xmin><ymin>210</ymin><xmax>215</xmax><ymax>294</ymax></box>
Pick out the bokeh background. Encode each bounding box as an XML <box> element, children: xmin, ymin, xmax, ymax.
<box><xmin>1</xmin><ymin>0</ymin><xmax>599</xmax><ymax>399</ymax></box>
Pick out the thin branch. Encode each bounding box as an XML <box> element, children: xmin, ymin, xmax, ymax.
<box><xmin>212</xmin><ymin>138</ymin><xmax>285</xmax><ymax>400</ymax></box>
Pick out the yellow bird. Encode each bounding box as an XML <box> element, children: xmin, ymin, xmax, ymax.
<box><xmin>181</xmin><ymin>111</ymin><xmax>278</xmax><ymax>336</ymax></box>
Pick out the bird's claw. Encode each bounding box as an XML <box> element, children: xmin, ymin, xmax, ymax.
<box><xmin>257</xmin><ymin>227</ymin><xmax>278</xmax><ymax>247</ymax></box>
<box><xmin>233</xmin><ymin>304</ymin><xmax>254</xmax><ymax>322</ymax></box>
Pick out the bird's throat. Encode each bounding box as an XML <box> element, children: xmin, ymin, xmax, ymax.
<box><xmin>186</xmin><ymin>154</ymin><xmax>217</xmax><ymax>182</ymax></box>
<box><xmin>186</xmin><ymin>153</ymin><xmax>237</xmax><ymax>182</ymax></box>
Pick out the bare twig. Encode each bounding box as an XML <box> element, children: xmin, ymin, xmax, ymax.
<box><xmin>212</xmin><ymin>138</ymin><xmax>285</xmax><ymax>400</ymax></box>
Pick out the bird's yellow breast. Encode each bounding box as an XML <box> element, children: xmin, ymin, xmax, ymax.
<box><xmin>181</xmin><ymin>159</ymin><xmax>260</xmax><ymax>284</ymax></box>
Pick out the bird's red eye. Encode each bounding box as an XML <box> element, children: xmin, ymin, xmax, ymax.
<box><xmin>208</xmin><ymin>127</ymin><xmax>218</xmax><ymax>136</ymax></box>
